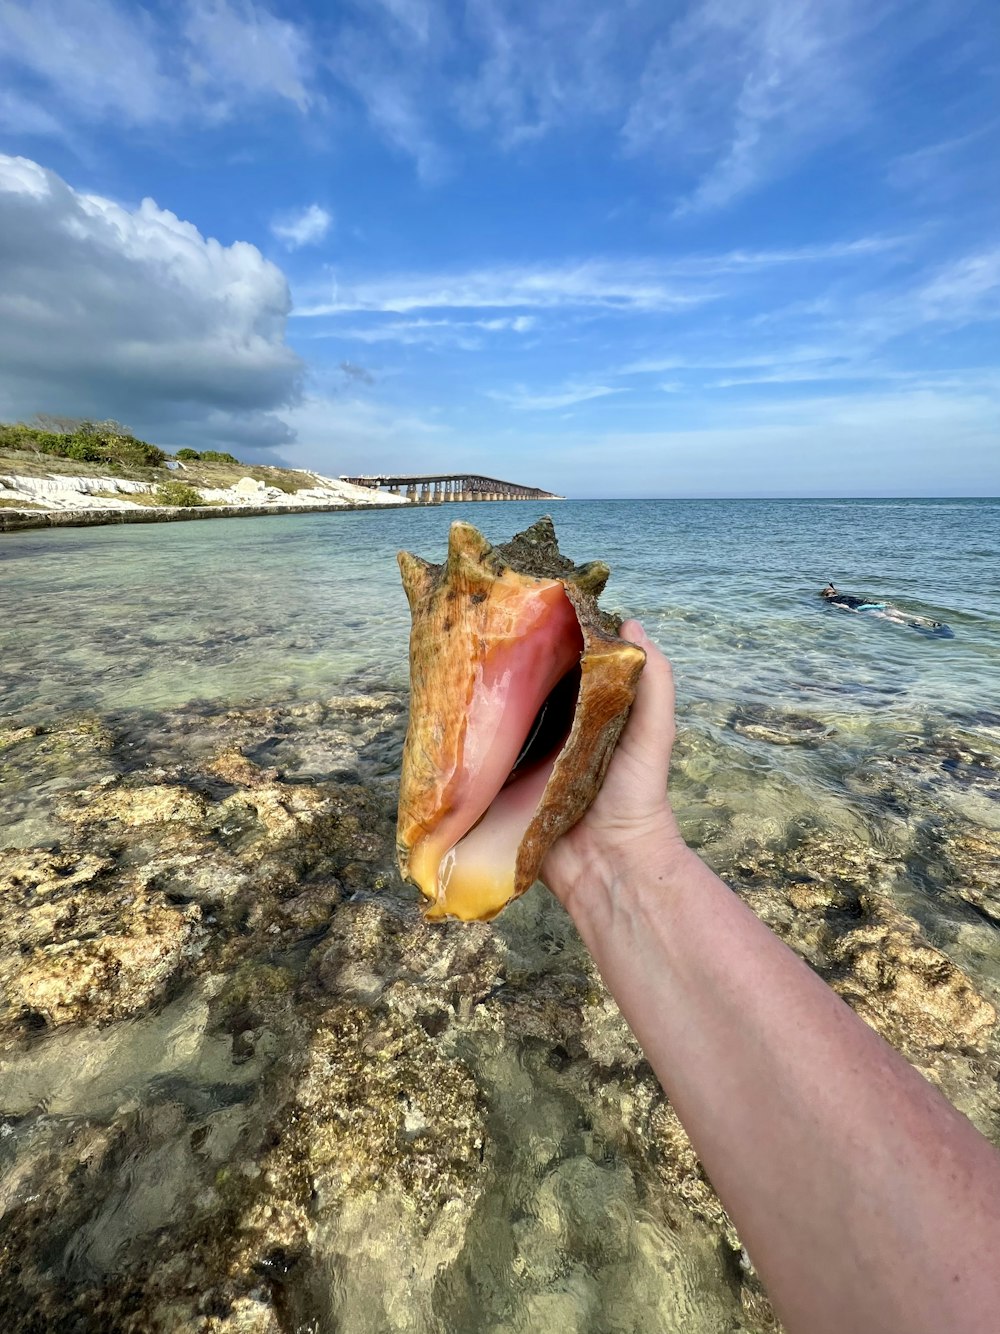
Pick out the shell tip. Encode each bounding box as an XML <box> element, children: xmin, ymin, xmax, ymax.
<box><xmin>397</xmin><ymin>550</ymin><xmax>434</xmax><ymax>606</ymax></box>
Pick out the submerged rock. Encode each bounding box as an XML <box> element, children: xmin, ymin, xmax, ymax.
<box><xmin>728</xmin><ymin>704</ymin><xmax>834</xmax><ymax>747</ymax></box>
<box><xmin>0</xmin><ymin>845</ymin><xmax>202</xmax><ymax>1035</ymax></box>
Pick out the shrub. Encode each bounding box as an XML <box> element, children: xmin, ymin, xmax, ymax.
<box><xmin>199</xmin><ymin>450</ymin><xmax>239</xmax><ymax>464</ymax></box>
<box><xmin>102</xmin><ymin>436</ymin><xmax>166</xmax><ymax>467</ymax></box>
<box><xmin>175</xmin><ymin>448</ymin><xmax>201</xmax><ymax>461</ymax></box>
<box><xmin>2</xmin><ymin>417</ymin><xmax>170</xmax><ymax>470</ymax></box>
<box><xmin>34</xmin><ymin>433</ymin><xmax>74</xmax><ymax>455</ymax></box>
<box><xmin>154</xmin><ymin>481</ymin><xmax>204</xmax><ymax>508</ymax></box>
<box><xmin>0</xmin><ymin>424</ymin><xmax>41</xmax><ymax>450</ymax></box>
<box><xmin>74</xmin><ymin>419</ymin><xmax>166</xmax><ymax>468</ymax></box>
<box><xmin>63</xmin><ymin>438</ymin><xmax>103</xmax><ymax>462</ymax></box>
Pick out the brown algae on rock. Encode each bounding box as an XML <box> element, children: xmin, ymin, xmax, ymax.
<box><xmin>396</xmin><ymin>516</ymin><xmax>645</xmax><ymax>921</ymax></box>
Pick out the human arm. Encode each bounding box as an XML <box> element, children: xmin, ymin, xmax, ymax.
<box><xmin>542</xmin><ymin>621</ymin><xmax>1000</xmax><ymax>1334</ymax></box>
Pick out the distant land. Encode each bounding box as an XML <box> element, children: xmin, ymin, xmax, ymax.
<box><xmin>0</xmin><ymin>416</ymin><xmax>411</xmax><ymax>533</ymax></box>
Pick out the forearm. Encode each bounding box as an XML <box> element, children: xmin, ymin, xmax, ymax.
<box><xmin>562</xmin><ymin>836</ymin><xmax>1000</xmax><ymax>1334</ymax></box>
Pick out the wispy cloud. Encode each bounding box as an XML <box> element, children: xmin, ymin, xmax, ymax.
<box><xmin>798</xmin><ymin>245</ymin><xmax>1000</xmax><ymax>350</ymax></box>
<box><xmin>322</xmin><ymin>314</ymin><xmax>535</xmax><ymax>348</ymax></box>
<box><xmin>327</xmin><ymin>20</ymin><xmax>445</xmax><ymax>181</ymax></box>
<box><xmin>886</xmin><ymin>122</ymin><xmax>1000</xmax><ymax>202</ymax></box>
<box><xmin>454</xmin><ymin>0</ymin><xmax>632</xmax><ymax>147</ymax></box>
<box><xmin>339</xmin><ymin>360</ymin><xmax>375</xmax><ymax>384</ymax></box>
<box><xmin>271</xmin><ymin>203</ymin><xmax>332</xmax><ymax>250</ymax></box>
<box><xmin>613</xmin><ymin>242</ymin><xmax>1000</xmax><ymax>387</ymax></box>
<box><xmin>0</xmin><ymin>87</ymin><xmax>67</xmax><ymax>139</ymax></box>
<box><xmin>296</xmin><ymin>260</ymin><xmax>716</xmax><ymax>316</ymax></box>
<box><xmin>184</xmin><ymin>0</ymin><xmax>314</xmax><ymax>114</ymax></box>
<box><xmin>487</xmin><ymin>382</ymin><xmax>625</xmax><ymax>411</ymax></box>
<box><xmin>0</xmin><ymin>0</ymin><xmax>314</xmax><ymax>132</ymax></box>
<box><xmin>295</xmin><ymin>238</ymin><xmax>902</xmax><ymax>320</ymax></box>
<box><xmin>0</xmin><ymin>0</ymin><xmax>173</xmax><ymax>127</ymax></box>
<box><xmin>908</xmin><ymin>247</ymin><xmax>1000</xmax><ymax>327</ymax></box>
<box><xmin>620</xmin><ymin>0</ymin><xmax>931</xmax><ymax>214</ymax></box>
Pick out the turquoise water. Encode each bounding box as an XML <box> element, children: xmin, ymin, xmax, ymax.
<box><xmin>4</xmin><ymin>498</ymin><xmax>998</xmax><ymax>721</ymax></box>
<box><xmin>5</xmin><ymin>497</ymin><xmax>998</xmax><ymax>856</ymax></box>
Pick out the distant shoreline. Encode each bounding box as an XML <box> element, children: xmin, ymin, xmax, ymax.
<box><xmin>0</xmin><ymin>499</ymin><xmax>416</xmax><ymax>535</ymax></box>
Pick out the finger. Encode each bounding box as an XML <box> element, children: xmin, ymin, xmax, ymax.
<box><xmin>618</xmin><ymin>620</ymin><xmax>676</xmax><ymax>785</ymax></box>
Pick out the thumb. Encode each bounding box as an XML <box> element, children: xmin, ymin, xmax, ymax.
<box><xmin>618</xmin><ymin>621</ymin><xmax>676</xmax><ymax>789</ymax></box>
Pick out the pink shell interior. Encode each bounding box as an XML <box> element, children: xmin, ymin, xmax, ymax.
<box><xmin>410</xmin><ymin>579</ymin><xmax>584</xmax><ymax>920</ymax></box>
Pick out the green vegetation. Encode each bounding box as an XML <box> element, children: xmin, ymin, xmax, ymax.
<box><xmin>154</xmin><ymin>481</ymin><xmax>205</xmax><ymax>507</ymax></box>
<box><xmin>172</xmin><ymin>448</ymin><xmax>239</xmax><ymax>464</ymax></box>
<box><xmin>0</xmin><ymin>417</ymin><xmax>318</xmax><ymax>498</ymax></box>
<box><xmin>0</xmin><ymin>418</ymin><xmax>166</xmax><ymax>469</ymax></box>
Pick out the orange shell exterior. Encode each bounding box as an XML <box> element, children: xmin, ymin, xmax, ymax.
<box><xmin>396</xmin><ymin>519</ymin><xmax>645</xmax><ymax>921</ymax></box>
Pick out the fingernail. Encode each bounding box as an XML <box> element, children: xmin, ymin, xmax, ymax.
<box><xmin>621</xmin><ymin>619</ymin><xmax>647</xmax><ymax>644</ymax></box>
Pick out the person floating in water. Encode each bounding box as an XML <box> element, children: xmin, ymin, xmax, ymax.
<box><xmin>819</xmin><ymin>583</ymin><xmax>953</xmax><ymax>636</ymax></box>
<box><xmin>820</xmin><ymin>583</ymin><xmax>887</xmax><ymax>612</ymax></box>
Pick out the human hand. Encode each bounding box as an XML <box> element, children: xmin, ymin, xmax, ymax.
<box><xmin>541</xmin><ymin>621</ymin><xmax>690</xmax><ymax>915</ymax></box>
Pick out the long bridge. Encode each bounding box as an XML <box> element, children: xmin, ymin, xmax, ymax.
<box><xmin>339</xmin><ymin>472</ymin><xmax>563</xmax><ymax>503</ymax></box>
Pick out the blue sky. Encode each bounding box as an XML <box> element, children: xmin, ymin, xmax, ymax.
<box><xmin>0</xmin><ymin>0</ymin><xmax>997</xmax><ymax>497</ymax></box>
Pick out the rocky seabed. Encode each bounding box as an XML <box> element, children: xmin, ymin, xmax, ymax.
<box><xmin>0</xmin><ymin>694</ymin><xmax>998</xmax><ymax>1333</ymax></box>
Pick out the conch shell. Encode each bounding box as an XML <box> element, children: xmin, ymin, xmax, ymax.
<box><xmin>396</xmin><ymin>516</ymin><xmax>645</xmax><ymax>921</ymax></box>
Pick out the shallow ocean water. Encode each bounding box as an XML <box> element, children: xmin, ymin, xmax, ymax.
<box><xmin>4</xmin><ymin>497</ymin><xmax>998</xmax><ymax>717</ymax></box>
<box><xmin>1</xmin><ymin>497</ymin><xmax>999</xmax><ymax>1332</ymax></box>
<box><xmin>4</xmin><ymin>497</ymin><xmax>998</xmax><ymax>859</ymax></box>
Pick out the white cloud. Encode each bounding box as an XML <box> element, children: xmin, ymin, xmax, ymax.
<box><xmin>271</xmin><ymin>203</ymin><xmax>333</xmax><ymax>250</ymax></box>
<box><xmin>0</xmin><ymin>154</ymin><xmax>302</xmax><ymax>451</ymax></box>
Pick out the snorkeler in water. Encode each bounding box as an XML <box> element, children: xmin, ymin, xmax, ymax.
<box><xmin>819</xmin><ymin>584</ymin><xmax>953</xmax><ymax>636</ymax></box>
<box><xmin>820</xmin><ymin>584</ymin><xmax>886</xmax><ymax>612</ymax></box>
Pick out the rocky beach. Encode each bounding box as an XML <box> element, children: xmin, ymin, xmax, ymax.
<box><xmin>1</xmin><ymin>498</ymin><xmax>998</xmax><ymax>1332</ymax></box>
<box><xmin>1</xmin><ymin>683</ymin><xmax>999</xmax><ymax>1333</ymax></box>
